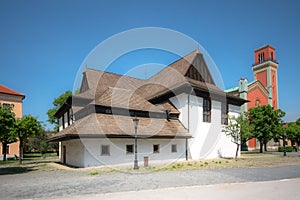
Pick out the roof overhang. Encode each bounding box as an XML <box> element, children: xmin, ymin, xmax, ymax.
<box><xmin>47</xmin><ymin>133</ymin><xmax>191</xmax><ymax>142</ymax></box>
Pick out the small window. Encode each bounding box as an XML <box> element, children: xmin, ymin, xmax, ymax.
<box><xmin>101</xmin><ymin>145</ymin><xmax>110</xmax><ymax>156</ymax></box>
<box><xmin>221</xmin><ymin>103</ymin><xmax>228</xmax><ymax>125</ymax></box>
<box><xmin>105</xmin><ymin>109</ymin><xmax>112</xmax><ymax>114</ymax></box>
<box><xmin>171</xmin><ymin>144</ymin><xmax>177</xmax><ymax>153</ymax></box>
<box><xmin>153</xmin><ymin>144</ymin><xmax>160</xmax><ymax>153</ymax></box>
<box><xmin>2</xmin><ymin>103</ymin><xmax>12</xmax><ymax>107</ymax></box>
<box><xmin>270</xmin><ymin>52</ymin><xmax>273</xmax><ymax>60</ymax></box>
<box><xmin>203</xmin><ymin>97</ymin><xmax>211</xmax><ymax>123</ymax></box>
<box><xmin>255</xmin><ymin>99</ymin><xmax>260</xmax><ymax>107</ymax></box>
<box><xmin>126</xmin><ymin>144</ymin><xmax>134</xmax><ymax>154</ymax></box>
<box><xmin>258</xmin><ymin>52</ymin><xmax>265</xmax><ymax>63</ymax></box>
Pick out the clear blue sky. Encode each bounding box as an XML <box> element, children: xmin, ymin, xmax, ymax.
<box><xmin>1</xmin><ymin>0</ymin><xmax>299</xmax><ymax>130</ymax></box>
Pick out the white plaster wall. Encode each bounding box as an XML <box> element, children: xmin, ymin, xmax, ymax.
<box><xmin>62</xmin><ymin>140</ymin><xmax>85</xmax><ymax>167</ymax></box>
<box><xmin>62</xmin><ymin>138</ymin><xmax>186</xmax><ymax>167</ymax></box>
<box><xmin>170</xmin><ymin>94</ymin><xmax>241</xmax><ymax>160</ymax></box>
<box><xmin>215</xmin><ymin>104</ymin><xmax>241</xmax><ymax>158</ymax></box>
<box><xmin>169</xmin><ymin>93</ymin><xmax>189</xmax><ymax>129</ymax></box>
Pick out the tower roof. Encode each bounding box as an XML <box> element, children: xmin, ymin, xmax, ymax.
<box><xmin>254</xmin><ymin>44</ymin><xmax>275</xmax><ymax>52</ymax></box>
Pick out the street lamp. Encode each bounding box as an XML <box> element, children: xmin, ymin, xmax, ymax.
<box><xmin>133</xmin><ymin>116</ymin><xmax>139</xmax><ymax>170</ymax></box>
<box><xmin>283</xmin><ymin>131</ymin><xmax>287</xmax><ymax>156</ymax></box>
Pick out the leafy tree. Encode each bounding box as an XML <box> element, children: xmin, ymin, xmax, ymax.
<box><xmin>296</xmin><ymin>118</ymin><xmax>300</xmax><ymax>126</ymax></box>
<box><xmin>286</xmin><ymin>121</ymin><xmax>300</xmax><ymax>148</ymax></box>
<box><xmin>238</xmin><ymin>112</ymin><xmax>254</xmax><ymax>146</ymax></box>
<box><xmin>14</xmin><ymin>115</ymin><xmax>43</xmax><ymax>164</ymax></box>
<box><xmin>0</xmin><ymin>105</ymin><xmax>16</xmax><ymax>161</ymax></box>
<box><xmin>222</xmin><ymin>116</ymin><xmax>241</xmax><ymax>159</ymax></box>
<box><xmin>25</xmin><ymin>130</ymin><xmax>58</xmax><ymax>157</ymax></box>
<box><xmin>249</xmin><ymin>105</ymin><xmax>285</xmax><ymax>153</ymax></box>
<box><xmin>47</xmin><ymin>90</ymin><xmax>72</xmax><ymax>132</ymax></box>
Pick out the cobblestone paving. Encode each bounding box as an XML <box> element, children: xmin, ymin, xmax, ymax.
<box><xmin>1</xmin><ymin>165</ymin><xmax>300</xmax><ymax>199</ymax></box>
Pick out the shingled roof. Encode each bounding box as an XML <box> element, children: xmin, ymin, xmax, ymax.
<box><xmin>49</xmin><ymin>113</ymin><xmax>190</xmax><ymax>141</ymax></box>
<box><xmin>50</xmin><ymin>49</ymin><xmax>246</xmax><ymax>141</ymax></box>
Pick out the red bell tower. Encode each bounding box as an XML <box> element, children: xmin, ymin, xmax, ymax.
<box><xmin>252</xmin><ymin>45</ymin><xmax>279</xmax><ymax>109</ymax></box>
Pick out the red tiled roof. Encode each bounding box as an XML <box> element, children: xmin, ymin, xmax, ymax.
<box><xmin>0</xmin><ymin>84</ymin><xmax>25</xmax><ymax>97</ymax></box>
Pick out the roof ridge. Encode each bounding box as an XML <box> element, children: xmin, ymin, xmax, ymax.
<box><xmin>147</xmin><ymin>49</ymin><xmax>200</xmax><ymax>79</ymax></box>
<box><xmin>85</xmin><ymin>67</ymin><xmax>145</xmax><ymax>82</ymax></box>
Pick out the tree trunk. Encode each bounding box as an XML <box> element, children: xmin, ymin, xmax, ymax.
<box><xmin>2</xmin><ymin>143</ymin><xmax>7</xmax><ymax>161</ymax></box>
<box><xmin>235</xmin><ymin>144</ymin><xmax>240</xmax><ymax>160</ymax></box>
<box><xmin>19</xmin><ymin>139</ymin><xmax>23</xmax><ymax>164</ymax></box>
<box><xmin>260</xmin><ymin>141</ymin><xmax>263</xmax><ymax>153</ymax></box>
<box><xmin>264</xmin><ymin>142</ymin><xmax>267</xmax><ymax>152</ymax></box>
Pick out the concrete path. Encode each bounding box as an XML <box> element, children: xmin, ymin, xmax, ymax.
<box><xmin>45</xmin><ymin>178</ymin><xmax>300</xmax><ymax>200</ymax></box>
<box><xmin>1</xmin><ymin>164</ymin><xmax>300</xmax><ymax>199</ymax></box>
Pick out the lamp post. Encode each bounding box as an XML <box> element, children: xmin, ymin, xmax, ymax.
<box><xmin>133</xmin><ymin>116</ymin><xmax>139</xmax><ymax>170</ymax></box>
<box><xmin>283</xmin><ymin>131</ymin><xmax>287</xmax><ymax>156</ymax></box>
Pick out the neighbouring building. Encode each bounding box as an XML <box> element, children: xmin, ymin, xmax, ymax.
<box><xmin>0</xmin><ymin>84</ymin><xmax>25</xmax><ymax>157</ymax></box>
<box><xmin>49</xmin><ymin>50</ymin><xmax>246</xmax><ymax>168</ymax></box>
<box><xmin>226</xmin><ymin>45</ymin><xmax>279</xmax><ymax>150</ymax></box>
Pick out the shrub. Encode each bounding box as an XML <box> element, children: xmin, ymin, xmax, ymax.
<box><xmin>278</xmin><ymin>146</ymin><xmax>294</xmax><ymax>152</ymax></box>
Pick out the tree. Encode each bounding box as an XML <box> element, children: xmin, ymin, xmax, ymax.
<box><xmin>238</xmin><ymin>112</ymin><xmax>254</xmax><ymax>147</ymax></box>
<box><xmin>25</xmin><ymin>130</ymin><xmax>57</xmax><ymax>157</ymax></box>
<box><xmin>286</xmin><ymin>121</ymin><xmax>300</xmax><ymax>148</ymax></box>
<box><xmin>14</xmin><ymin>115</ymin><xmax>43</xmax><ymax>164</ymax></box>
<box><xmin>249</xmin><ymin>105</ymin><xmax>285</xmax><ymax>153</ymax></box>
<box><xmin>47</xmin><ymin>90</ymin><xmax>72</xmax><ymax>132</ymax></box>
<box><xmin>0</xmin><ymin>105</ymin><xmax>16</xmax><ymax>161</ymax></box>
<box><xmin>222</xmin><ymin>116</ymin><xmax>241</xmax><ymax>159</ymax></box>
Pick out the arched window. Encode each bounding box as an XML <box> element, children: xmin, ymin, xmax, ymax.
<box><xmin>255</xmin><ymin>99</ymin><xmax>260</xmax><ymax>107</ymax></box>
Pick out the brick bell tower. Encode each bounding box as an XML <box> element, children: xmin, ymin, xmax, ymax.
<box><xmin>252</xmin><ymin>45</ymin><xmax>279</xmax><ymax>109</ymax></box>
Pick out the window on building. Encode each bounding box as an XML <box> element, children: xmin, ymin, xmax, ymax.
<box><xmin>221</xmin><ymin>103</ymin><xmax>228</xmax><ymax>125</ymax></box>
<box><xmin>2</xmin><ymin>103</ymin><xmax>13</xmax><ymax>107</ymax></box>
<box><xmin>255</xmin><ymin>99</ymin><xmax>260</xmax><ymax>107</ymax></box>
<box><xmin>258</xmin><ymin>53</ymin><xmax>265</xmax><ymax>63</ymax></box>
<box><xmin>105</xmin><ymin>108</ymin><xmax>112</xmax><ymax>114</ymax></box>
<box><xmin>101</xmin><ymin>145</ymin><xmax>110</xmax><ymax>156</ymax></box>
<box><xmin>171</xmin><ymin>144</ymin><xmax>177</xmax><ymax>153</ymax></box>
<box><xmin>126</xmin><ymin>144</ymin><xmax>134</xmax><ymax>154</ymax></box>
<box><xmin>203</xmin><ymin>97</ymin><xmax>211</xmax><ymax>123</ymax></box>
<box><xmin>270</xmin><ymin>52</ymin><xmax>274</xmax><ymax>60</ymax></box>
<box><xmin>153</xmin><ymin>144</ymin><xmax>160</xmax><ymax>153</ymax></box>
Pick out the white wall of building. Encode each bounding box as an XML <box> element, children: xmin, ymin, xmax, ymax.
<box><xmin>170</xmin><ymin>93</ymin><xmax>241</xmax><ymax>160</ymax></box>
<box><xmin>62</xmin><ymin>138</ymin><xmax>186</xmax><ymax>168</ymax></box>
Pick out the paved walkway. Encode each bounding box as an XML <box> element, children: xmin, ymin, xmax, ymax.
<box><xmin>45</xmin><ymin>178</ymin><xmax>300</xmax><ymax>200</ymax></box>
<box><xmin>1</xmin><ymin>164</ymin><xmax>300</xmax><ymax>199</ymax></box>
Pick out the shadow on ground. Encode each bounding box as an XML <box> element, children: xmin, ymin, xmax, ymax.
<box><xmin>0</xmin><ymin>166</ymin><xmax>37</xmax><ymax>175</ymax></box>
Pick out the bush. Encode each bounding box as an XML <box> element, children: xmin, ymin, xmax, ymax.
<box><xmin>278</xmin><ymin>146</ymin><xmax>295</xmax><ymax>152</ymax></box>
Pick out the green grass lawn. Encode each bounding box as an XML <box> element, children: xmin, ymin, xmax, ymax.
<box><xmin>0</xmin><ymin>152</ymin><xmax>58</xmax><ymax>165</ymax></box>
<box><xmin>23</xmin><ymin>152</ymin><xmax>58</xmax><ymax>158</ymax></box>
